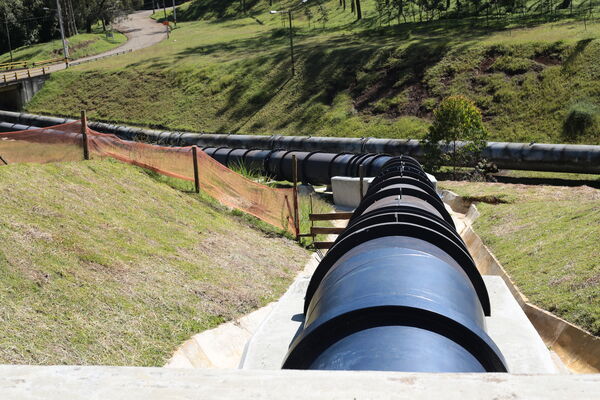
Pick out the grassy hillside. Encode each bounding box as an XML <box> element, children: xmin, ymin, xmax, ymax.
<box><xmin>0</xmin><ymin>159</ymin><xmax>308</xmax><ymax>365</ymax></box>
<box><xmin>439</xmin><ymin>181</ymin><xmax>600</xmax><ymax>336</ymax></box>
<box><xmin>27</xmin><ymin>0</ymin><xmax>600</xmax><ymax>144</ymax></box>
<box><xmin>0</xmin><ymin>28</ymin><xmax>127</xmax><ymax>64</ymax></box>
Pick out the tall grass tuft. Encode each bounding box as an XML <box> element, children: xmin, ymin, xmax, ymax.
<box><xmin>562</xmin><ymin>101</ymin><xmax>599</xmax><ymax>141</ymax></box>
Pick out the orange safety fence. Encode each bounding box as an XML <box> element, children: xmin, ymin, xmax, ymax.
<box><xmin>0</xmin><ymin>123</ymin><xmax>296</xmax><ymax>234</ymax></box>
<box><xmin>0</xmin><ymin>122</ymin><xmax>83</xmax><ymax>164</ymax></box>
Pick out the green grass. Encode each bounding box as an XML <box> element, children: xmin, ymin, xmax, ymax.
<box><xmin>0</xmin><ymin>159</ymin><xmax>308</xmax><ymax>365</ymax></box>
<box><xmin>0</xmin><ymin>28</ymin><xmax>127</xmax><ymax>64</ymax></box>
<box><xmin>439</xmin><ymin>180</ymin><xmax>600</xmax><ymax>335</ymax></box>
<box><xmin>25</xmin><ymin>1</ymin><xmax>600</xmax><ymax>144</ymax></box>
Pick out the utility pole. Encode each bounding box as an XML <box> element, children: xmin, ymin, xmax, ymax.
<box><xmin>55</xmin><ymin>0</ymin><xmax>69</xmax><ymax>63</ymax></box>
<box><xmin>288</xmin><ymin>11</ymin><xmax>295</xmax><ymax>76</ymax></box>
<box><xmin>4</xmin><ymin>19</ymin><xmax>12</xmax><ymax>62</ymax></box>
<box><xmin>172</xmin><ymin>0</ymin><xmax>177</xmax><ymax>27</ymax></box>
<box><xmin>270</xmin><ymin>9</ymin><xmax>295</xmax><ymax>77</ymax></box>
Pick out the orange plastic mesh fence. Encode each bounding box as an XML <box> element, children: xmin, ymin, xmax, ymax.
<box><xmin>0</xmin><ymin>122</ymin><xmax>83</xmax><ymax>165</ymax></box>
<box><xmin>1</xmin><ymin>124</ymin><xmax>295</xmax><ymax>234</ymax></box>
<box><xmin>87</xmin><ymin>129</ymin><xmax>295</xmax><ymax>234</ymax></box>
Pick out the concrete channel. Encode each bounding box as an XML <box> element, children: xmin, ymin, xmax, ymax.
<box><xmin>163</xmin><ymin>178</ymin><xmax>598</xmax><ymax>375</ymax></box>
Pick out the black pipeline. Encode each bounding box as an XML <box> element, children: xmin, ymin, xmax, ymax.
<box><xmin>1</xmin><ymin>110</ymin><xmax>599</xmax><ymax>174</ymax></box>
<box><xmin>282</xmin><ymin>156</ymin><xmax>508</xmax><ymax>372</ymax></box>
<box><xmin>0</xmin><ymin>122</ymin><xmax>406</xmax><ymax>186</ymax></box>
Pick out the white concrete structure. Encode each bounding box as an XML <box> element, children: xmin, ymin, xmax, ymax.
<box><xmin>331</xmin><ymin>173</ymin><xmax>437</xmax><ymax>208</ymax></box>
<box><xmin>0</xmin><ymin>366</ymin><xmax>598</xmax><ymax>399</ymax></box>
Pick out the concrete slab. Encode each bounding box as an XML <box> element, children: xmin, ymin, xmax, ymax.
<box><xmin>332</xmin><ymin>173</ymin><xmax>437</xmax><ymax>208</ymax></box>
<box><xmin>240</xmin><ymin>255</ymin><xmax>319</xmax><ymax>369</ymax></box>
<box><xmin>484</xmin><ymin>276</ymin><xmax>559</xmax><ymax>373</ymax></box>
<box><xmin>331</xmin><ymin>176</ymin><xmax>374</xmax><ymax>208</ymax></box>
<box><xmin>1</xmin><ymin>365</ymin><xmax>598</xmax><ymax>399</ymax></box>
<box><xmin>164</xmin><ymin>304</ymin><xmax>276</xmax><ymax>369</ymax></box>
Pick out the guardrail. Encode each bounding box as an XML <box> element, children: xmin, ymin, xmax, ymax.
<box><xmin>0</xmin><ymin>57</ymin><xmax>65</xmax><ymax>72</ymax></box>
<box><xmin>0</xmin><ymin>64</ymin><xmax>58</xmax><ymax>85</ymax></box>
<box><xmin>69</xmin><ymin>49</ymin><xmax>133</xmax><ymax>66</ymax></box>
<box><xmin>0</xmin><ymin>48</ymin><xmax>134</xmax><ymax>86</ymax></box>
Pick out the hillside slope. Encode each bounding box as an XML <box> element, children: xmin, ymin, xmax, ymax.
<box><xmin>27</xmin><ymin>1</ymin><xmax>600</xmax><ymax>144</ymax></box>
<box><xmin>440</xmin><ymin>181</ymin><xmax>600</xmax><ymax>336</ymax></box>
<box><xmin>0</xmin><ymin>159</ymin><xmax>308</xmax><ymax>366</ymax></box>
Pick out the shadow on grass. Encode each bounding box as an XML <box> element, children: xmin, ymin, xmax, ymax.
<box><xmin>493</xmin><ymin>174</ymin><xmax>600</xmax><ymax>188</ymax></box>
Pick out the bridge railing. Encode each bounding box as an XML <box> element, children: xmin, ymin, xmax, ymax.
<box><xmin>0</xmin><ymin>66</ymin><xmax>52</xmax><ymax>85</ymax></box>
<box><xmin>0</xmin><ymin>57</ymin><xmax>65</xmax><ymax>72</ymax></box>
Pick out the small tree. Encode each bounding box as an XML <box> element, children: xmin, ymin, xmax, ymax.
<box><xmin>422</xmin><ymin>95</ymin><xmax>488</xmax><ymax>178</ymax></box>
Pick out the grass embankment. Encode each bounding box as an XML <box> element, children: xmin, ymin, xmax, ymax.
<box><xmin>157</xmin><ymin>164</ymin><xmax>335</xmax><ymax>247</ymax></box>
<box><xmin>0</xmin><ymin>28</ymin><xmax>127</xmax><ymax>64</ymax></box>
<box><xmin>0</xmin><ymin>159</ymin><xmax>309</xmax><ymax>365</ymax></box>
<box><xmin>439</xmin><ymin>181</ymin><xmax>600</xmax><ymax>336</ymax></box>
<box><xmin>27</xmin><ymin>0</ymin><xmax>600</xmax><ymax>144</ymax></box>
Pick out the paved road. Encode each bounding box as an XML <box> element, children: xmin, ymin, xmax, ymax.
<box><xmin>1</xmin><ymin>10</ymin><xmax>167</xmax><ymax>83</ymax></box>
<box><xmin>72</xmin><ymin>10</ymin><xmax>167</xmax><ymax>65</ymax></box>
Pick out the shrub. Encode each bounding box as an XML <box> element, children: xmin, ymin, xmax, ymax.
<box><xmin>562</xmin><ymin>102</ymin><xmax>599</xmax><ymax>141</ymax></box>
<box><xmin>491</xmin><ymin>56</ymin><xmax>538</xmax><ymax>75</ymax></box>
<box><xmin>422</xmin><ymin>95</ymin><xmax>488</xmax><ymax>176</ymax></box>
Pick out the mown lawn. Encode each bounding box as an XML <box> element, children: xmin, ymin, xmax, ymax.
<box><xmin>26</xmin><ymin>0</ymin><xmax>600</xmax><ymax>144</ymax></box>
<box><xmin>0</xmin><ymin>159</ymin><xmax>308</xmax><ymax>365</ymax></box>
<box><xmin>0</xmin><ymin>28</ymin><xmax>127</xmax><ymax>64</ymax></box>
<box><xmin>439</xmin><ymin>180</ymin><xmax>600</xmax><ymax>336</ymax></box>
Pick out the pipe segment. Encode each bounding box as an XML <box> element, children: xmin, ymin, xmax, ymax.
<box><xmin>1</xmin><ymin>110</ymin><xmax>599</xmax><ymax>174</ymax></box>
<box><xmin>282</xmin><ymin>157</ymin><xmax>507</xmax><ymax>373</ymax></box>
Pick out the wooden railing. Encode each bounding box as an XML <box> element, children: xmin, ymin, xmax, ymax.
<box><xmin>0</xmin><ymin>57</ymin><xmax>65</xmax><ymax>72</ymax></box>
<box><xmin>0</xmin><ymin>65</ymin><xmax>57</xmax><ymax>85</ymax></box>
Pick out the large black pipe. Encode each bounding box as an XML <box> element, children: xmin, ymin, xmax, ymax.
<box><xmin>282</xmin><ymin>157</ymin><xmax>507</xmax><ymax>372</ymax></box>
<box><xmin>1</xmin><ymin>110</ymin><xmax>599</xmax><ymax>174</ymax></box>
<box><xmin>0</xmin><ymin>121</ymin><xmax>394</xmax><ymax>185</ymax></box>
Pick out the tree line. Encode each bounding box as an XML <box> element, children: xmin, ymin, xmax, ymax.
<box><xmin>1</xmin><ymin>0</ymin><xmax>145</xmax><ymax>57</ymax></box>
<box><xmin>273</xmin><ymin>0</ymin><xmax>596</xmax><ymax>26</ymax></box>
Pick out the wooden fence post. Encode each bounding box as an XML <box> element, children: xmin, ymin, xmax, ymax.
<box><xmin>359</xmin><ymin>164</ymin><xmax>365</xmax><ymax>201</ymax></box>
<box><xmin>292</xmin><ymin>154</ymin><xmax>300</xmax><ymax>240</ymax></box>
<box><xmin>81</xmin><ymin>110</ymin><xmax>89</xmax><ymax>160</ymax></box>
<box><xmin>192</xmin><ymin>146</ymin><xmax>200</xmax><ymax>194</ymax></box>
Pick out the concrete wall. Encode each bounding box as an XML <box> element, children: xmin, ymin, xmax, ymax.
<box><xmin>1</xmin><ymin>365</ymin><xmax>599</xmax><ymax>399</ymax></box>
<box><xmin>0</xmin><ymin>76</ymin><xmax>47</xmax><ymax>111</ymax></box>
<box><xmin>332</xmin><ymin>174</ymin><xmax>438</xmax><ymax>209</ymax></box>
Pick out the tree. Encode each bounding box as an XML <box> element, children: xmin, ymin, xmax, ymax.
<box><xmin>0</xmin><ymin>0</ymin><xmax>142</xmax><ymax>55</ymax></box>
<box><xmin>422</xmin><ymin>95</ymin><xmax>488</xmax><ymax>176</ymax></box>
